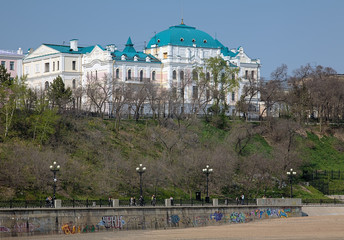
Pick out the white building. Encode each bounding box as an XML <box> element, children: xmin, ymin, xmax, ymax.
<box><xmin>23</xmin><ymin>22</ymin><xmax>261</xmax><ymax>116</ymax></box>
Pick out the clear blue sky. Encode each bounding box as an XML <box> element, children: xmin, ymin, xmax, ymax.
<box><xmin>2</xmin><ymin>0</ymin><xmax>343</xmax><ymax>78</ymax></box>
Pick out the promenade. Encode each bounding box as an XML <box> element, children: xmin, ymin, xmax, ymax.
<box><xmin>3</xmin><ymin>206</ymin><xmax>344</xmax><ymax>240</ymax></box>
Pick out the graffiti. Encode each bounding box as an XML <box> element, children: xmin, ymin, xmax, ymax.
<box><xmin>170</xmin><ymin>215</ymin><xmax>180</xmax><ymax>224</ymax></box>
<box><xmin>61</xmin><ymin>222</ymin><xmax>98</xmax><ymax>235</ymax></box>
<box><xmin>100</xmin><ymin>216</ymin><xmax>125</xmax><ymax>229</ymax></box>
<box><xmin>230</xmin><ymin>212</ymin><xmax>246</xmax><ymax>223</ymax></box>
<box><xmin>193</xmin><ymin>216</ymin><xmax>208</xmax><ymax>227</ymax></box>
<box><xmin>210</xmin><ymin>211</ymin><xmax>223</xmax><ymax>222</ymax></box>
<box><xmin>150</xmin><ymin>217</ymin><xmax>166</xmax><ymax>229</ymax></box>
<box><xmin>13</xmin><ymin>222</ymin><xmax>37</xmax><ymax>233</ymax></box>
<box><xmin>0</xmin><ymin>226</ymin><xmax>10</xmax><ymax>232</ymax></box>
<box><xmin>180</xmin><ymin>216</ymin><xmax>192</xmax><ymax>226</ymax></box>
<box><xmin>61</xmin><ymin>224</ymin><xmax>81</xmax><ymax>234</ymax></box>
<box><xmin>279</xmin><ymin>209</ymin><xmax>288</xmax><ymax>218</ymax></box>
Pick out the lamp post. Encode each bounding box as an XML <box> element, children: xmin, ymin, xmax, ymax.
<box><xmin>287</xmin><ymin>168</ymin><xmax>296</xmax><ymax>198</ymax></box>
<box><xmin>136</xmin><ymin>164</ymin><xmax>146</xmax><ymax>197</ymax></box>
<box><xmin>50</xmin><ymin>161</ymin><xmax>60</xmax><ymax>200</ymax></box>
<box><xmin>202</xmin><ymin>165</ymin><xmax>213</xmax><ymax>203</ymax></box>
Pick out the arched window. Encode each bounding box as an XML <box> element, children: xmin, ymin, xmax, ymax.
<box><xmin>206</xmin><ymin>72</ymin><xmax>210</xmax><ymax>81</ymax></box>
<box><xmin>128</xmin><ymin>69</ymin><xmax>132</xmax><ymax>80</ymax></box>
<box><xmin>45</xmin><ymin>81</ymin><xmax>49</xmax><ymax>90</ymax></box>
<box><xmin>251</xmin><ymin>71</ymin><xmax>255</xmax><ymax>79</ymax></box>
<box><xmin>116</xmin><ymin>69</ymin><xmax>119</xmax><ymax>79</ymax></box>
<box><xmin>173</xmin><ymin>70</ymin><xmax>176</xmax><ymax>80</ymax></box>
<box><xmin>192</xmin><ymin>69</ymin><xmax>198</xmax><ymax>80</ymax></box>
<box><xmin>152</xmin><ymin>71</ymin><xmax>156</xmax><ymax>81</ymax></box>
<box><xmin>180</xmin><ymin>70</ymin><xmax>184</xmax><ymax>81</ymax></box>
<box><xmin>72</xmin><ymin>79</ymin><xmax>76</xmax><ymax>89</ymax></box>
<box><xmin>140</xmin><ymin>70</ymin><xmax>143</xmax><ymax>82</ymax></box>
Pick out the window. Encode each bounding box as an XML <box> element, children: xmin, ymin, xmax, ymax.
<box><xmin>245</xmin><ymin>70</ymin><xmax>248</xmax><ymax>79</ymax></box>
<box><xmin>172</xmin><ymin>70</ymin><xmax>176</xmax><ymax>80</ymax></box>
<box><xmin>192</xmin><ymin>69</ymin><xmax>198</xmax><ymax>80</ymax></box>
<box><xmin>251</xmin><ymin>71</ymin><xmax>255</xmax><ymax>79</ymax></box>
<box><xmin>232</xmin><ymin>92</ymin><xmax>235</xmax><ymax>101</ymax></box>
<box><xmin>180</xmin><ymin>38</ymin><xmax>184</xmax><ymax>42</ymax></box>
<box><xmin>72</xmin><ymin>79</ymin><xmax>76</xmax><ymax>89</ymax></box>
<box><xmin>53</xmin><ymin>62</ymin><xmax>55</xmax><ymax>71</ymax></box>
<box><xmin>96</xmin><ymin>70</ymin><xmax>98</xmax><ymax>80</ymax></box>
<box><xmin>45</xmin><ymin>63</ymin><xmax>50</xmax><ymax>72</ymax></box>
<box><xmin>127</xmin><ymin>69</ymin><xmax>131</xmax><ymax>80</ymax></box>
<box><xmin>180</xmin><ymin>70</ymin><xmax>184</xmax><ymax>81</ymax></box>
<box><xmin>10</xmin><ymin>61</ymin><xmax>14</xmax><ymax>70</ymax></box>
<box><xmin>172</xmin><ymin>87</ymin><xmax>177</xmax><ymax>98</ymax></box>
<box><xmin>140</xmin><ymin>70</ymin><xmax>143</xmax><ymax>81</ymax></box>
<box><xmin>45</xmin><ymin>81</ymin><xmax>49</xmax><ymax>90</ymax></box>
<box><xmin>206</xmin><ymin>72</ymin><xmax>210</xmax><ymax>81</ymax></box>
<box><xmin>203</xmin><ymin>39</ymin><xmax>207</xmax><ymax>43</ymax></box>
<box><xmin>180</xmin><ymin>88</ymin><xmax>184</xmax><ymax>98</ymax></box>
<box><xmin>57</xmin><ymin>61</ymin><xmax>59</xmax><ymax>70</ymax></box>
<box><xmin>116</xmin><ymin>69</ymin><xmax>119</xmax><ymax>78</ymax></box>
<box><xmin>192</xmin><ymin>86</ymin><xmax>198</xmax><ymax>99</ymax></box>
<box><xmin>152</xmin><ymin>71</ymin><xmax>156</xmax><ymax>81</ymax></box>
<box><xmin>1</xmin><ymin>61</ymin><xmax>5</xmax><ymax>67</ymax></box>
<box><xmin>163</xmin><ymin>52</ymin><xmax>167</xmax><ymax>59</ymax></box>
<box><xmin>72</xmin><ymin>61</ymin><xmax>76</xmax><ymax>70</ymax></box>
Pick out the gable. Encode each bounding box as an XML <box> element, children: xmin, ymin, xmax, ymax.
<box><xmin>25</xmin><ymin>45</ymin><xmax>60</xmax><ymax>60</ymax></box>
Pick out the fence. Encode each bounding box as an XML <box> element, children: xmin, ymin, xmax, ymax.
<box><xmin>0</xmin><ymin>198</ymin><xmax>257</xmax><ymax>209</ymax></box>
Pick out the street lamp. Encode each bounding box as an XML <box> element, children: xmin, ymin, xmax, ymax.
<box><xmin>287</xmin><ymin>168</ymin><xmax>296</xmax><ymax>198</ymax></box>
<box><xmin>136</xmin><ymin>164</ymin><xmax>146</xmax><ymax>196</ymax></box>
<box><xmin>50</xmin><ymin>161</ymin><xmax>60</xmax><ymax>201</ymax></box>
<box><xmin>202</xmin><ymin>165</ymin><xmax>213</xmax><ymax>203</ymax></box>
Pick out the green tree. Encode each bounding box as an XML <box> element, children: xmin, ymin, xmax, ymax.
<box><xmin>47</xmin><ymin>76</ymin><xmax>72</xmax><ymax>111</ymax></box>
<box><xmin>196</xmin><ymin>57</ymin><xmax>240</xmax><ymax>116</ymax></box>
<box><xmin>0</xmin><ymin>65</ymin><xmax>12</xmax><ymax>86</ymax></box>
<box><xmin>0</xmin><ymin>66</ymin><xmax>28</xmax><ymax>139</ymax></box>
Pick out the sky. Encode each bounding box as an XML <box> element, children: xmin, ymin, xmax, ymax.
<box><xmin>1</xmin><ymin>0</ymin><xmax>343</xmax><ymax>78</ymax></box>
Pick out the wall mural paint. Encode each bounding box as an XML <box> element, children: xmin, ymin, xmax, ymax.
<box><xmin>0</xmin><ymin>207</ymin><xmax>296</xmax><ymax>236</ymax></box>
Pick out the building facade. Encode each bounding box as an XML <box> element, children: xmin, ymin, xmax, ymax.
<box><xmin>22</xmin><ymin>22</ymin><xmax>261</xmax><ymax>116</ymax></box>
<box><xmin>0</xmin><ymin>48</ymin><xmax>24</xmax><ymax>79</ymax></box>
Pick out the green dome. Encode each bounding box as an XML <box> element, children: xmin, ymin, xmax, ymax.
<box><xmin>146</xmin><ymin>23</ymin><xmax>222</xmax><ymax>49</ymax></box>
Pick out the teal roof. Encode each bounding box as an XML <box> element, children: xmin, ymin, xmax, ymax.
<box><xmin>112</xmin><ymin>37</ymin><xmax>160</xmax><ymax>63</ymax></box>
<box><xmin>43</xmin><ymin>44</ymin><xmax>97</xmax><ymax>54</ymax></box>
<box><xmin>146</xmin><ymin>23</ymin><xmax>223</xmax><ymax>49</ymax></box>
<box><xmin>123</xmin><ymin>37</ymin><xmax>137</xmax><ymax>53</ymax></box>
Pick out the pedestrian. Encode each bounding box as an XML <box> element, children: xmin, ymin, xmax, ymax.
<box><xmin>139</xmin><ymin>195</ymin><xmax>144</xmax><ymax>206</ymax></box>
<box><xmin>241</xmin><ymin>193</ymin><xmax>245</xmax><ymax>205</ymax></box>
<box><xmin>151</xmin><ymin>194</ymin><xmax>156</xmax><ymax>206</ymax></box>
<box><xmin>46</xmin><ymin>196</ymin><xmax>53</xmax><ymax>207</ymax></box>
<box><xmin>129</xmin><ymin>197</ymin><xmax>135</xmax><ymax>206</ymax></box>
<box><xmin>236</xmin><ymin>196</ymin><xmax>239</xmax><ymax>205</ymax></box>
<box><xmin>108</xmin><ymin>196</ymin><xmax>112</xmax><ymax>207</ymax></box>
<box><xmin>170</xmin><ymin>196</ymin><xmax>174</xmax><ymax>206</ymax></box>
<box><xmin>133</xmin><ymin>197</ymin><xmax>136</xmax><ymax>206</ymax></box>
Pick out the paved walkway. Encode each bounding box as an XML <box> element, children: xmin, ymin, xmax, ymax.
<box><xmin>4</xmin><ymin>214</ymin><xmax>344</xmax><ymax>240</ymax></box>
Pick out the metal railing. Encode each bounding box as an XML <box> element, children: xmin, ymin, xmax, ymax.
<box><xmin>0</xmin><ymin>198</ymin><xmax>257</xmax><ymax>209</ymax></box>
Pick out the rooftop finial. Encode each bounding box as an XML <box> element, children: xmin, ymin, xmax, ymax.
<box><xmin>181</xmin><ymin>18</ymin><xmax>184</xmax><ymax>25</ymax></box>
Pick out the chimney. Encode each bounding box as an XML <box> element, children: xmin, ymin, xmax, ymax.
<box><xmin>70</xmin><ymin>39</ymin><xmax>78</xmax><ymax>51</ymax></box>
<box><xmin>106</xmin><ymin>44</ymin><xmax>116</xmax><ymax>52</ymax></box>
<box><xmin>17</xmin><ymin>48</ymin><xmax>23</xmax><ymax>55</ymax></box>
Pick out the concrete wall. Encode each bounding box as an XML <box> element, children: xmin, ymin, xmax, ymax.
<box><xmin>0</xmin><ymin>203</ymin><xmax>301</xmax><ymax>238</ymax></box>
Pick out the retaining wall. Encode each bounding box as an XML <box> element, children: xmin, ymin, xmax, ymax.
<box><xmin>0</xmin><ymin>202</ymin><xmax>301</xmax><ymax>238</ymax></box>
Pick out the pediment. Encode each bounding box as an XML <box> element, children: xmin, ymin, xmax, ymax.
<box><xmin>25</xmin><ymin>45</ymin><xmax>60</xmax><ymax>59</ymax></box>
